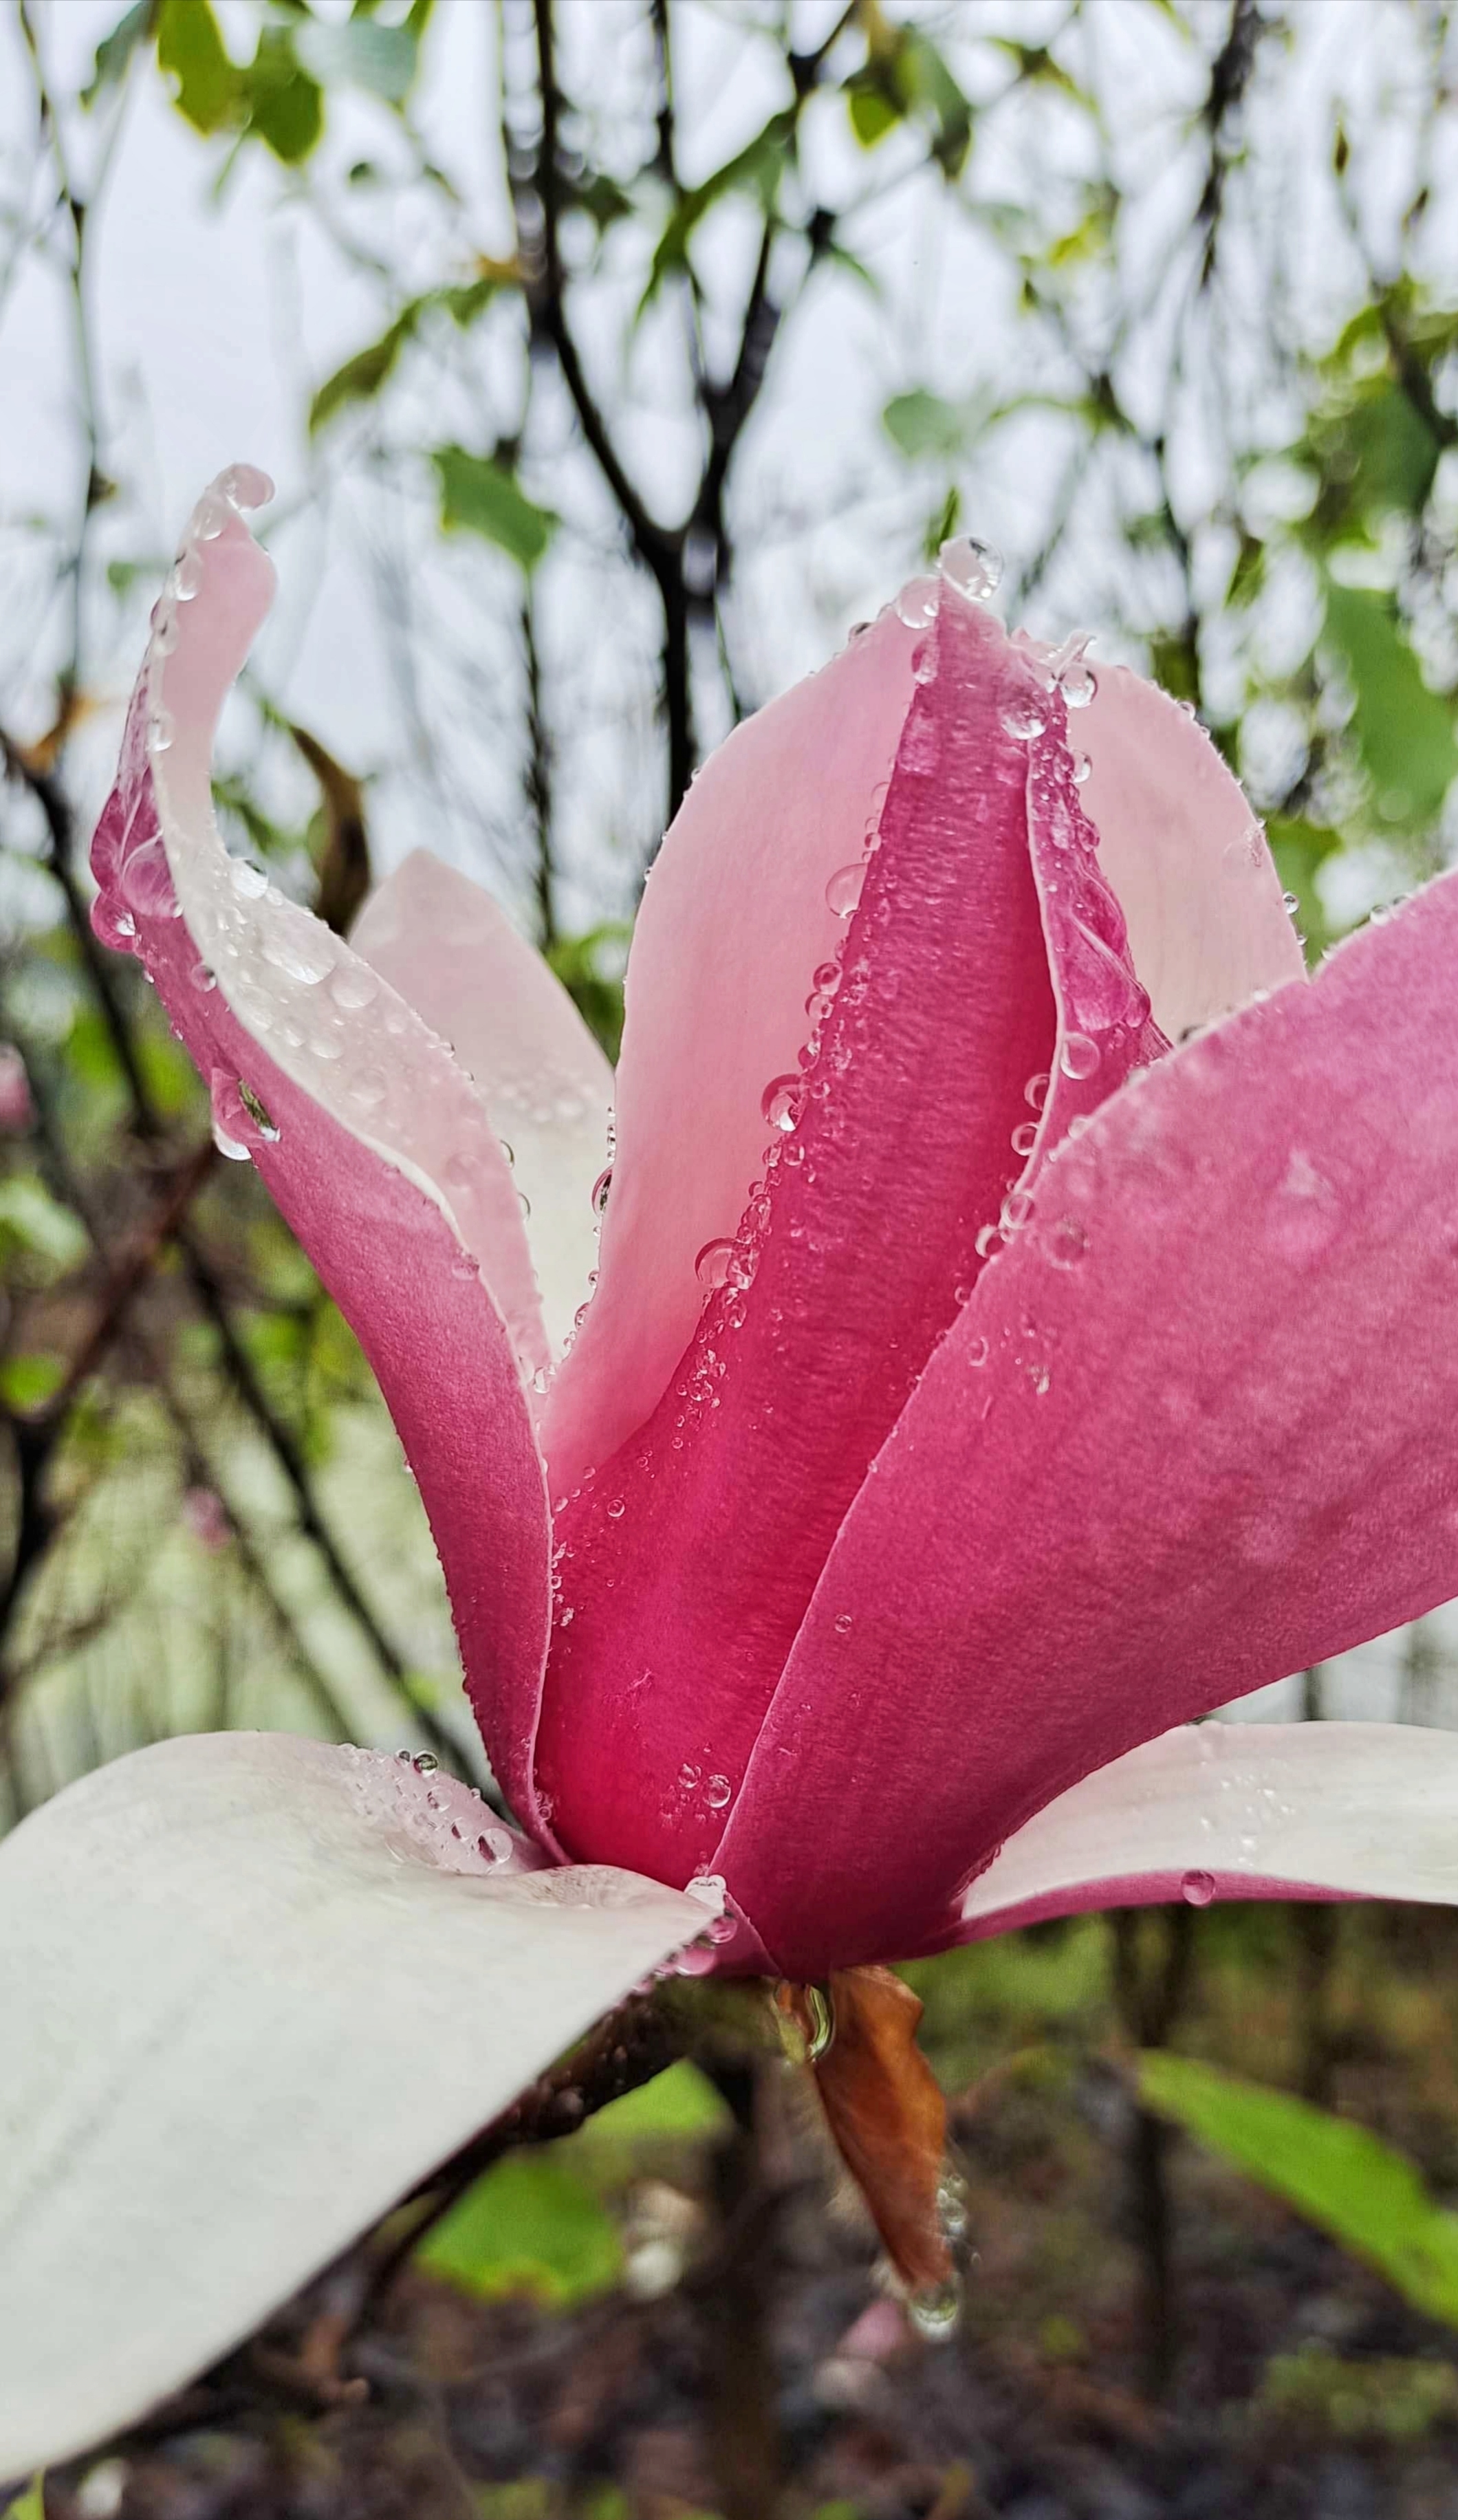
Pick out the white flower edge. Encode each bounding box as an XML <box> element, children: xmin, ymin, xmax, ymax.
<box><xmin>963</xmin><ymin>1720</ymin><xmax>1458</xmax><ymax>1929</ymax></box>
<box><xmin>0</xmin><ymin>1733</ymin><xmax>714</xmax><ymax>2475</ymax></box>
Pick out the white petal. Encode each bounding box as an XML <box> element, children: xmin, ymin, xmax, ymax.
<box><xmin>352</xmin><ymin>853</ymin><xmax>613</xmax><ymax>1360</ymax></box>
<box><xmin>961</xmin><ymin>1721</ymin><xmax>1458</xmax><ymax>1933</ymax></box>
<box><xmin>0</xmin><ymin>1734</ymin><xmax>709</xmax><ymax>2473</ymax></box>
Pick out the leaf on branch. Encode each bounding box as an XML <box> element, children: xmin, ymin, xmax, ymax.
<box><xmin>418</xmin><ymin>2151</ymin><xmax>622</xmax><ymax>2305</ymax></box>
<box><xmin>1320</xmin><ymin>579</ymin><xmax>1458</xmax><ymax>833</ymax></box>
<box><xmin>83</xmin><ymin>0</ymin><xmax>155</xmax><ymax>109</ymax></box>
<box><xmin>309</xmin><ymin>272</ymin><xmax>514</xmax><ymax>435</ymax></box>
<box><xmin>155</xmin><ymin>0</ymin><xmax>234</xmax><ymax>135</ymax></box>
<box><xmin>641</xmin><ymin>109</ymin><xmax>797</xmax><ymax>312</ymax></box>
<box><xmin>432</xmin><ymin>446</ymin><xmax>558</xmax><ymax>572</ymax></box>
<box><xmin>1140</xmin><ymin>2052</ymin><xmax>1458</xmax><ymax>2329</ymax></box>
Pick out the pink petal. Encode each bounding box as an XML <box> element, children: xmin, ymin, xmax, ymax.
<box><xmin>534</xmin><ymin>591</ymin><xmax>1157</xmax><ymax>1889</ymax></box>
<box><xmin>1078</xmin><ymin>664</ymin><xmax>1306</xmax><ymax>1043</ymax></box>
<box><xmin>89</xmin><ymin>481</ymin><xmax>554</xmax><ymax>1829</ymax></box>
<box><xmin>957</xmin><ymin>1722</ymin><xmax>1458</xmax><ymax>1939</ymax></box>
<box><xmin>353</xmin><ymin>851</ymin><xmax>613</xmax><ymax>1360</ymax></box>
<box><xmin>715</xmin><ymin>878</ymin><xmax>1458</xmax><ymax>1975</ymax></box>
<box><xmin>540</xmin><ymin>605</ymin><xmax>920</xmax><ymax>1494</ymax></box>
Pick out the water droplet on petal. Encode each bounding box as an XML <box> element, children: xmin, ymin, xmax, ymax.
<box><xmin>1047</xmin><ymin>1216</ymin><xmax>1089</xmax><ymax>1270</ymax></box>
<box><xmin>1181</xmin><ymin>1869</ymin><xmax>1215</xmax><ymax>1907</ymax></box>
<box><xmin>825</xmin><ymin>861</ymin><xmax>867</xmax><ymax>918</ymax></box>
<box><xmin>91</xmin><ymin>895</ymin><xmax>138</xmax><ymax>954</ymax></box>
<box><xmin>1025</xmin><ymin>1071</ymin><xmax>1050</xmax><ymax>1112</ymax></box>
<box><xmin>591</xmin><ymin>1166</ymin><xmax>612</xmax><ymax>1215</ymax></box>
<box><xmin>677</xmin><ymin>1761</ymin><xmax>701</xmax><ymax>1792</ymax></box>
<box><xmin>1071</xmin><ymin>752</ymin><xmax>1091</xmax><ymax>786</ymax></box>
<box><xmin>120</xmin><ymin>837</ymin><xmax>179</xmax><ymax>920</ymax></box>
<box><xmin>347</xmin><ymin>1066</ymin><xmax>388</xmax><ymax>1109</ymax></box>
<box><xmin>974</xmin><ymin>1222</ymin><xmax>1001</xmax><ymax>1260</ymax></box>
<box><xmin>761</xmin><ymin>1073</ymin><xmax>805</xmax><ymax>1133</ymax></box>
<box><xmin>329</xmin><ymin>964</ymin><xmax>378</xmax><ymax>1012</ymax></box>
<box><xmin>237</xmin><ymin>1078</ymin><xmax>279</xmax><ymax>1142</ymax></box>
<box><xmin>193</xmin><ymin>490</ymin><xmax>229</xmax><ymax>542</ymax></box>
<box><xmin>803</xmin><ymin>1983</ymin><xmax>835</xmax><ymax>2063</ymax></box>
<box><xmin>966</xmin><ymin>1334</ymin><xmax>990</xmax><ymax>1367</ymax></box>
<box><xmin>1059</xmin><ymin>1031</ymin><xmax>1100</xmax><ymax>1080</ymax></box>
<box><xmin>705</xmin><ymin>1773</ymin><xmax>732</xmax><ymax>1811</ymax></box>
<box><xmin>173</xmin><ymin>550</ymin><xmax>204</xmax><ymax>602</ymax></box>
<box><xmin>146</xmin><ymin>710</ymin><xmax>175</xmax><ymax>757</ymax></box>
<box><xmin>939</xmin><ymin>534</ymin><xmax>1002</xmax><ymax>601</ymax></box>
<box><xmin>695</xmin><ymin>1237</ymin><xmax>735</xmax><ymax>1292</ymax></box>
<box><xmin>412</xmin><ymin>1750</ymin><xmax>439</xmax><ymax>1775</ymax></box>
<box><xmin>191</xmin><ymin>961</ymin><xmax>217</xmax><ymax>992</ymax></box>
<box><xmin>834</xmin><ymin>1611</ymin><xmax>853</xmax><ymax>1636</ymax></box>
<box><xmin>230</xmin><ymin>859</ymin><xmax>270</xmax><ymax>900</ymax></box>
<box><xmin>1010</xmin><ymin>1120</ymin><xmax>1038</xmax><ymax>1158</ymax></box>
<box><xmin>894</xmin><ymin>576</ymin><xmax>939</xmax><ymax>631</ymax></box>
<box><xmin>606</xmin><ymin>1497</ymin><xmax>626</xmax><ymax>1520</ymax></box>
<box><xmin>1000</xmin><ymin>691</ymin><xmax>1047</xmax><ymax>742</ymax></box>
<box><xmin>1001</xmin><ymin>1188</ymin><xmax>1035</xmax><ymax>1234</ymax></box>
<box><xmin>217</xmin><ymin>462</ymin><xmax>274</xmax><ymax>511</ymax></box>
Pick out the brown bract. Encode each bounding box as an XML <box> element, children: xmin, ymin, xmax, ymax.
<box><xmin>788</xmin><ymin>1966</ymin><xmax>953</xmax><ymax>2294</ymax></box>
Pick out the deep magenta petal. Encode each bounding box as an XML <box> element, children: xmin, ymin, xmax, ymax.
<box><xmin>715</xmin><ymin>880</ymin><xmax>1458</xmax><ymax>1975</ymax></box>
<box><xmin>541</xmin><ymin>607</ymin><xmax>919</xmax><ymax>1495</ymax></box>
<box><xmin>535</xmin><ymin>591</ymin><xmax>1157</xmax><ymax>1889</ymax></box>
<box><xmin>89</xmin><ymin>484</ymin><xmax>554</xmax><ymax>1831</ymax></box>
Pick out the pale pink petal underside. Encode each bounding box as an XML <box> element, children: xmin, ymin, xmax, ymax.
<box><xmin>0</xmin><ymin>1734</ymin><xmax>711</xmax><ymax>2474</ymax></box>
<box><xmin>541</xmin><ymin>606</ymin><xmax>920</xmax><ymax>1494</ymax></box>
<box><xmin>353</xmin><ymin>851</ymin><xmax>613</xmax><ymax>1360</ymax></box>
<box><xmin>1078</xmin><ymin>665</ymin><xmax>1305</xmax><ymax>1043</ymax></box>
<box><xmin>715</xmin><ymin>880</ymin><xmax>1458</xmax><ymax>1976</ymax></box>
<box><xmin>957</xmin><ymin>1722</ymin><xmax>1458</xmax><ymax>1937</ymax></box>
<box><xmin>89</xmin><ymin>481</ymin><xmax>554</xmax><ymax>1825</ymax></box>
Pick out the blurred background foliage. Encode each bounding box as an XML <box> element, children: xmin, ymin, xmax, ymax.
<box><xmin>8</xmin><ymin>3</ymin><xmax>1458</xmax><ymax>2513</ymax></box>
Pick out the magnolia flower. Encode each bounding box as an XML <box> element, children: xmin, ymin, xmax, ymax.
<box><xmin>6</xmin><ymin>472</ymin><xmax>1458</xmax><ymax>2472</ymax></box>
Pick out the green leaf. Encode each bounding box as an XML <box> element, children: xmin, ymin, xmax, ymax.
<box><xmin>1267</xmin><ymin>814</ymin><xmax>1342</xmax><ymax>962</ymax></box>
<box><xmin>309</xmin><ymin>314</ymin><xmax>414</xmax><ymax>434</ymax></box>
<box><xmin>577</xmin><ymin>2059</ymin><xmax>730</xmax><ymax>2147</ymax></box>
<box><xmin>83</xmin><ymin>0</ymin><xmax>156</xmax><ymax>107</ymax></box>
<box><xmin>296</xmin><ymin>16</ymin><xmax>420</xmax><ymax>103</ymax></box>
<box><xmin>0</xmin><ymin>1176</ymin><xmax>89</xmax><ymax>1269</ymax></box>
<box><xmin>3</xmin><ymin>2479</ymin><xmax>45</xmax><ymax>2520</ymax></box>
<box><xmin>0</xmin><ymin>1355</ymin><xmax>67</xmax><ymax>1412</ymax></box>
<box><xmin>1321</xmin><ymin>579</ymin><xmax>1457</xmax><ymax>829</ymax></box>
<box><xmin>545</xmin><ymin>924</ymin><xmax>630</xmax><ymax>1060</ymax></box>
<box><xmin>1140</xmin><ymin>2053</ymin><xmax>1458</xmax><ymax>2327</ymax></box>
<box><xmin>433</xmin><ymin>446</ymin><xmax>558</xmax><ymax>572</ymax></box>
<box><xmin>848</xmin><ymin>82</ymin><xmax>900</xmax><ymax>148</ymax></box>
<box><xmin>417</xmin><ymin>2150</ymin><xmax>622</xmax><ymax>2304</ymax></box>
<box><xmin>642</xmin><ymin>109</ymin><xmax>796</xmax><ymax>310</ymax></box>
<box><xmin>155</xmin><ymin>0</ymin><xmax>236</xmax><ymax>134</ymax></box>
<box><xmin>882</xmin><ymin>387</ymin><xmax>966</xmax><ymax>461</ymax></box>
<box><xmin>309</xmin><ymin>277</ymin><xmax>507</xmax><ymax>435</ymax></box>
<box><xmin>241</xmin><ymin>30</ymin><xmax>323</xmax><ymax>164</ymax></box>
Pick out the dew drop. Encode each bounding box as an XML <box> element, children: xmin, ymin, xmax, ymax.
<box><xmin>591</xmin><ymin>1166</ymin><xmax>612</xmax><ymax>1215</ymax></box>
<box><xmin>939</xmin><ymin>534</ymin><xmax>1002</xmax><ymax>601</ymax></box>
<box><xmin>1025</xmin><ymin>1071</ymin><xmax>1051</xmax><ymax>1112</ymax></box>
<box><xmin>329</xmin><ymin>964</ymin><xmax>378</xmax><ymax>1012</ymax></box>
<box><xmin>412</xmin><ymin>1750</ymin><xmax>439</xmax><ymax>1775</ymax></box>
<box><xmin>1181</xmin><ymin>1869</ymin><xmax>1215</xmax><ymax>1908</ymax></box>
<box><xmin>1058</xmin><ymin>653</ymin><xmax>1097</xmax><ymax>709</ymax></box>
<box><xmin>803</xmin><ymin>1982</ymin><xmax>835</xmax><ymax>2063</ymax></box>
<box><xmin>347</xmin><ymin>1066</ymin><xmax>388</xmax><ymax>1109</ymax></box>
<box><xmin>677</xmin><ymin>1761</ymin><xmax>702</xmax><ymax>1792</ymax></box>
<box><xmin>606</xmin><ymin>1497</ymin><xmax>626</xmax><ymax>1520</ymax></box>
<box><xmin>218</xmin><ymin>461</ymin><xmax>275</xmax><ymax>511</ymax></box>
<box><xmin>704</xmin><ymin>1773</ymin><xmax>732</xmax><ymax>1811</ymax></box>
<box><xmin>974</xmin><ymin>1222</ymin><xmax>1001</xmax><ymax>1260</ymax></box>
<box><xmin>825</xmin><ymin>860</ymin><xmax>867</xmax><ymax>918</ymax></box>
<box><xmin>966</xmin><ymin>1334</ymin><xmax>990</xmax><ymax>1367</ymax></box>
<box><xmin>812</xmin><ymin>961</ymin><xmax>840</xmax><ymax>994</ymax></box>
<box><xmin>91</xmin><ymin>895</ymin><xmax>138</xmax><ymax>955</ymax></box>
<box><xmin>152</xmin><ymin>609</ymin><xmax>179</xmax><ymax>657</ymax></box>
<box><xmin>1001</xmin><ymin>1188</ymin><xmax>1035</xmax><ymax>1234</ymax></box>
<box><xmin>237</xmin><ymin>1078</ymin><xmax>280</xmax><ymax>1142</ymax></box>
<box><xmin>211</xmin><ymin>1122</ymin><xmax>250</xmax><ymax>1162</ymax></box>
<box><xmin>1010</xmin><ymin>1120</ymin><xmax>1038</xmax><ymax>1157</ymax></box>
<box><xmin>120</xmin><ymin>837</ymin><xmax>179</xmax><ymax>920</ymax></box>
<box><xmin>894</xmin><ymin>576</ymin><xmax>939</xmax><ymax>631</ymax></box>
<box><xmin>1047</xmin><ymin>1216</ymin><xmax>1089</xmax><ymax>1270</ymax></box>
<box><xmin>761</xmin><ymin>1073</ymin><xmax>805</xmax><ymax>1133</ymax></box>
<box><xmin>908</xmin><ymin>2279</ymin><xmax>962</xmax><ymax>2343</ymax></box>
<box><xmin>1059</xmin><ymin>1031</ymin><xmax>1100</xmax><ymax>1080</ymax></box>
<box><xmin>192</xmin><ymin>490</ymin><xmax>229</xmax><ymax>542</ymax></box>
<box><xmin>695</xmin><ymin>1237</ymin><xmax>735</xmax><ymax>1292</ymax></box>
<box><xmin>1000</xmin><ymin>691</ymin><xmax>1047</xmax><ymax>742</ymax></box>
<box><xmin>1071</xmin><ymin>752</ymin><xmax>1091</xmax><ymax>786</ymax></box>
<box><xmin>229</xmin><ymin>859</ymin><xmax>270</xmax><ymax>900</ymax></box>
<box><xmin>146</xmin><ymin>710</ymin><xmax>175</xmax><ymax>757</ymax></box>
<box><xmin>191</xmin><ymin>961</ymin><xmax>217</xmax><ymax>993</ymax></box>
<box><xmin>173</xmin><ymin>550</ymin><xmax>204</xmax><ymax>602</ymax></box>
<box><xmin>834</xmin><ymin>1611</ymin><xmax>853</xmax><ymax>1636</ymax></box>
